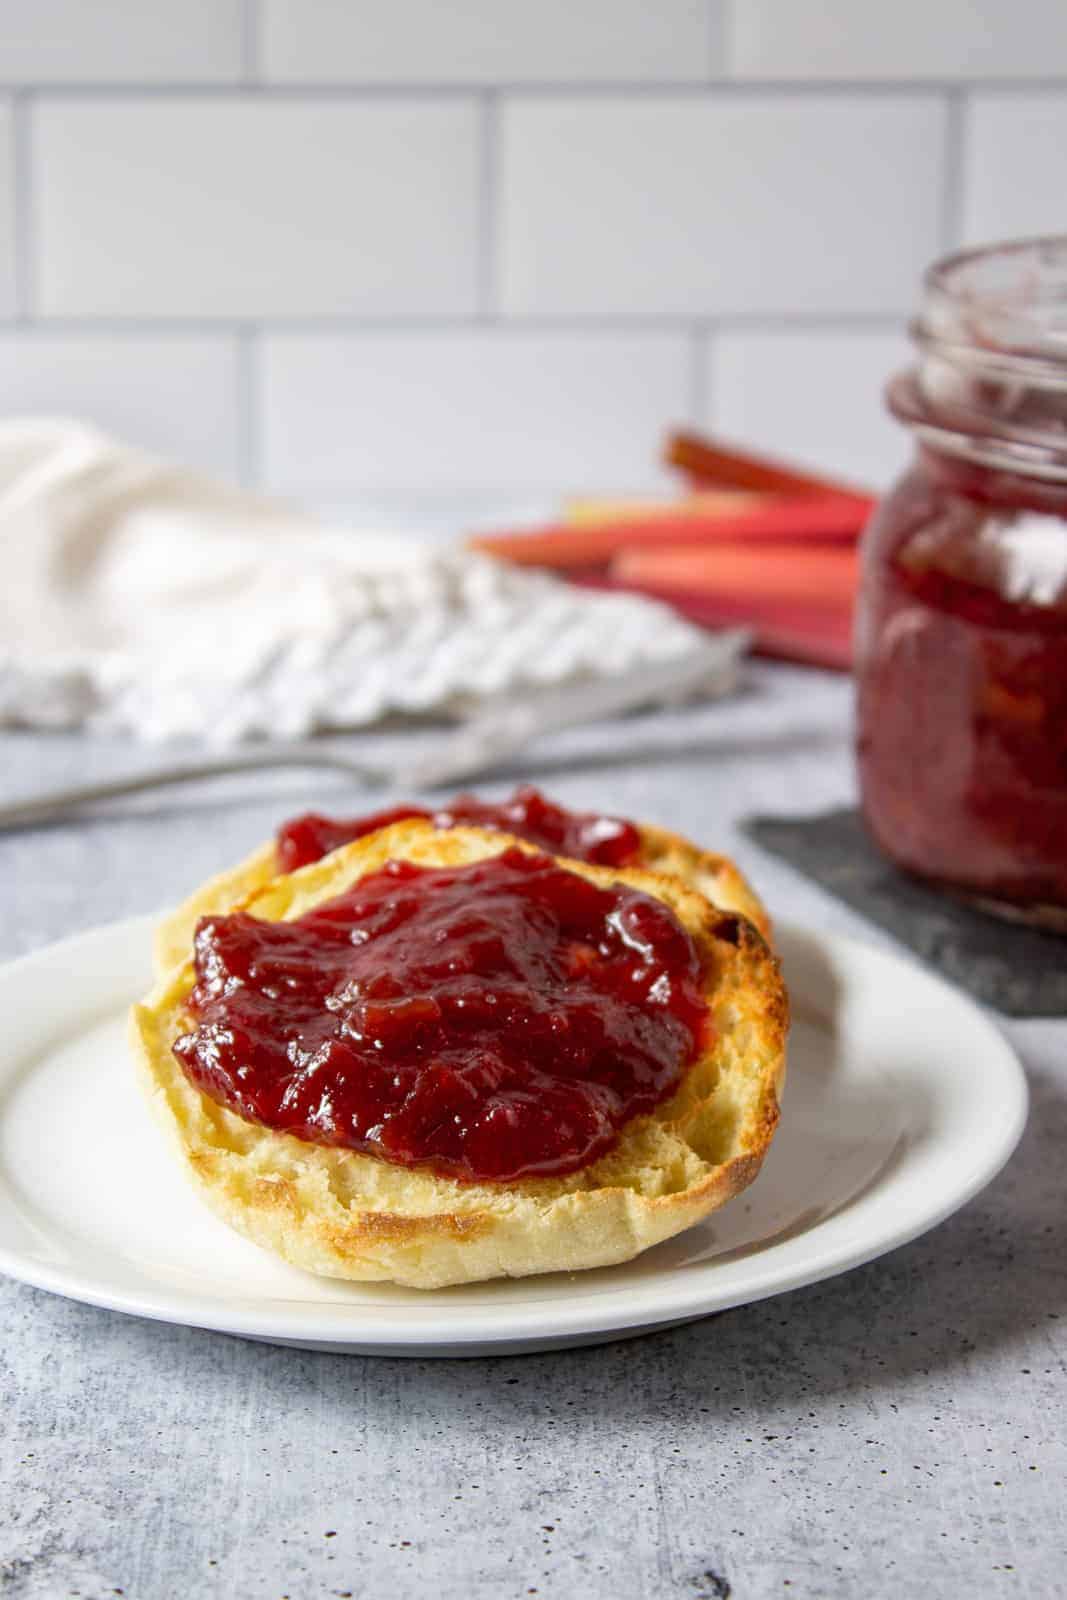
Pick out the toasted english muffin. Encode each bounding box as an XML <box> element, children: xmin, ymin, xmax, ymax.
<box><xmin>131</xmin><ymin>821</ymin><xmax>786</xmax><ymax>1290</ymax></box>
<box><xmin>152</xmin><ymin>814</ymin><xmax>770</xmax><ymax>977</ymax></box>
<box><xmin>637</xmin><ymin>822</ymin><xmax>770</xmax><ymax>944</ymax></box>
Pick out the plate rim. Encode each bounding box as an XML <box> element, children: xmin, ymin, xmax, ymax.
<box><xmin>0</xmin><ymin>912</ymin><xmax>1029</xmax><ymax>1351</ymax></box>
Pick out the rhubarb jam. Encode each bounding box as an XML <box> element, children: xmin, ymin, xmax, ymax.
<box><xmin>857</xmin><ymin>460</ymin><xmax>1067</xmax><ymax>909</ymax></box>
<box><xmin>856</xmin><ymin>237</ymin><xmax>1067</xmax><ymax>919</ymax></box>
<box><xmin>275</xmin><ymin>785</ymin><xmax>642</xmax><ymax>874</ymax></box>
<box><xmin>173</xmin><ymin>847</ymin><xmax>708</xmax><ymax>1182</ymax></box>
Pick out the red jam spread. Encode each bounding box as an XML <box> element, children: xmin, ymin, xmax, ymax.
<box><xmin>173</xmin><ymin>847</ymin><xmax>708</xmax><ymax>1182</ymax></box>
<box><xmin>856</xmin><ymin>455</ymin><xmax>1067</xmax><ymax>908</ymax></box>
<box><xmin>275</xmin><ymin>785</ymin><xmax>643</xmax><ymax>874</ymax></box>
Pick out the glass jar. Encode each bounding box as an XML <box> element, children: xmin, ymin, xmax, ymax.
<box><xmin>856</xmin><ymin>236</ymin><xmax>1067</xmax><ymax>926</ymax></box>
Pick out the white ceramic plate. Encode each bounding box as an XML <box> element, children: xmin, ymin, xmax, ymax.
<box><xmin>0</xmin><ymin>914</ymin><xmax>1027</xmax><ymax>1356</ymax></box>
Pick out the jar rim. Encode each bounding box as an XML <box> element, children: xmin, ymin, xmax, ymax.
<box><xmin>896</xmin><ymin>235</ymin><xmax>1067</xmax><ymax>483</ymax></box>
<box><xmin>919</xmin><ymin>234</ymin><xmax>1067</xmax><ymax>372</ymax></box>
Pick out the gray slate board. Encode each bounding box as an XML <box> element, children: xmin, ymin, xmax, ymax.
<box><xmin>745</xmin><ymin>807</ymin><xmax>1067</xmax><ymax>1017</ymax></box>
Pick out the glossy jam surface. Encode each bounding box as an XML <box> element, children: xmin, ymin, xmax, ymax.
<box><xmin>275</xmin><ymin>785</ymin><xmax>642</xmax><ymax>874</ymax></box>
<box><xmin>856</xmin><ymin>455</ymin><xmax>1067</xmax><ymax>908</ymax></box>
<box><xmin>173</xmin><ymin>848</ymin><xmax>708</xmax><ymax>1182</ymax></box>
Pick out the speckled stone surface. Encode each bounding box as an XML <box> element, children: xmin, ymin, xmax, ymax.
<box><xmin>1</xmin><ymin>664</ymin><xmax>1064</xmax><ymax>1600</ymax></box>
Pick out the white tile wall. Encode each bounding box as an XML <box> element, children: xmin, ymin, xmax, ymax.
<box><xmin>731</xmin><ymin>0</ymin><xmax>1067</xmax><ymax>82</ymax></box>
<box><xmin>0</xmin><ymin>335</ymin><xmax>240</xmax><ymax>476</ymax></box>
<box><xmin>962</xmin><ymin>93</ymin><xmax>1067</xmax><ymax>245</ymax></box>
<box><xmin>499</xmin><ymin>96</ymin><xmax>946</xmax><ymax>316</ymax></box>
<box><xmin>35</xmin><ymin>99</ymin><xmax>480</xmax><ymax>317</ymax></box>
<box><xmin>0</xmin><ymin>1</ymin><xmax>244</xmax><ymax>84</ymax></box>
<box><xmin>0</xmin><ymin>1</ymin><xmax>1059</xmax><ymax>504</ymax></box>
<box><xmin>706</xmin><ymin>330</ymin><xmax>913</xmax><ymax>490</ymax></box>
<box><xmin>262</xmin><ymin>332</ymin><xmax>690</xmax><ymax>496</ymax></box>
<box><xmin>262</xmin><ymin>0</ymin><xmax>719</xmax><ymax>85</ymax></box>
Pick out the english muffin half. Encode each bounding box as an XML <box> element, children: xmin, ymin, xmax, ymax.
<box><xmin>152</xmin><ymin>803</ymin><xmax>770</xmax><ymax>976</ymax></box>
<box><xmin>131</xmin><ymin>821</ymin><xmax>786</xmax><ymax>1290</ymax></box>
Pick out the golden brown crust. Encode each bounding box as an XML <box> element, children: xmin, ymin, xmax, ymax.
<box><xmin>133</xmin><ymin>821</ymin><xmax>787</xmax><ymax>1290</ymax></box>
<box><xmin>153</xmin><ymin>838</ymin><xmax>277</xmax><ymax>975</ymax></box>
<box><xmin>636</xmin><ymin>821</ymin><xmax>772</xmax><ymax>942</ymax></box>
<box><xmin>152</xmin><ymin>816</ymin><xmax>770</xmax><ymax>974</ymax></box>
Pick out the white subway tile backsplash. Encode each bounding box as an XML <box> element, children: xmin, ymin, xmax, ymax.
<box><xmin>0</xmin><ymin>101</ymin><xmax>13</xmax><ymax>316</ymax></box>
<box><xmin>499</xmin><ymin>96</ymin><xmax>946</xmax><ymax>317</ymax></box>
<box><xmin>262</xmin><ymin>0</ymin><xmax>718</xmax><ymax>85</ymax></box>
<box><xmin>962</xmin><ymin>93</ymin><xmax>1067</xmax><ymax>245</ymax></box>
<box><xmin>0</xmin><ymin>6</ymin><xmax>1061</xmax><ymax>505</ymax></box>
<box><xmin>730</xmin><ymin>0</ymin><xmax>1067</xmax><ymax>82</ymax></box>
<box><xmin>0</xmin><ymin>335</ymin><xmax>241</xmax><ymax>477</ymax></box>
<box><xmin>0</xmin><ymin>1</ymin><xmax>243</xmax><ymax>84</ymax></box>
<box><xmin>262</xmin><ymin>331</ymin><xmax>690</xmax><ymax>495</ymax></box>
<box><xmin>34</xmin><ymin>99</ymin><xmax>480</xmax><ymax>317</ymax></box>
<box><xmin>706</xmin><ymin>329</ymin><xmax>912</xmax><ymax>489</ymax></box>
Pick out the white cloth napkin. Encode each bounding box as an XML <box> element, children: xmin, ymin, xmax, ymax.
<box><xmin>0</xmin><ymin>419</ymin><xmax>726</xmax><ymax>743</ymax></box>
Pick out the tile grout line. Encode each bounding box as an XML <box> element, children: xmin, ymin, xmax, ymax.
<box><xmin>712</xmin><ymin>0</ymin><xmax>733</xmax><ymax>80</ymax></box>
<box><xmin>236</xmin><ymin>325</ymin><xmax>262</xmax><ymax>490</ymax></box>
<box><xmin>477</xmin><ymin>90</ymin><xmax>498</xmax><ymax>320</ymax></box>
<box><xmin>940</xmin><ymin>87</ymin><xmax>968</xmax><ymax>253</ymax></box>
<box><xmin>240</xmin><ymin>0</ymin><xmax>261</xmax><ymax>85</ymax></box>
<box><xmin>0</xmin><ymin>77</ymin><xmax>1065</xmax><ymax>100</ymax></box>
<box><xmin>688</xmin><ymin>324</ymin><xmax>712</xmax><ymax>424</ymax></box>
<box><xmin>0</xmin><ymin>312</ymin><xmax>911</xmax><ymax>337</ymax></box>
<box><xmin>11</xmin><ymin>89</ymin><xmax>32</xmax><ymax>322</ymax></box>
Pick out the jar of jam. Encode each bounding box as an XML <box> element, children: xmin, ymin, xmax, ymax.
<box><xmin>856</xmin><ymin>236</ymin><xmax>1067</xmax><ymax>926</ymax></box>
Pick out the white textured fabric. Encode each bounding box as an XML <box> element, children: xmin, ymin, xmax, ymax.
<box><xmin>0</xmin><ymin>419</ymin><xmax>722</xmax><ymax>743</ymax></box>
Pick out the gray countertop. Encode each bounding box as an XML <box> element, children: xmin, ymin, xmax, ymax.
<box><xmin>1</xmin><ymin>664</ymin><xmax>1063</xmax><ymax>1600</ymax></box>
